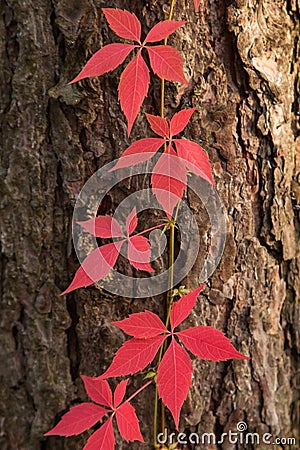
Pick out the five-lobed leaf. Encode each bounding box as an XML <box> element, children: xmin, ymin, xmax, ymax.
<box><xmin>116</xmin><ymin>402</ymin><xmax>144</xmax><ymax>442</ymax></box>
<box><xmin>70</xmin><ymin>9</ymin><xmax>188</xmax><ymax>134</ymax></box>
<box><xmin>177</xmin><ymin>326</ymin><xmax>249</xmax><ymax>361</ymax></box>
<box><xmin>44</xmin><ymin>403</ymin><xmax>109</xmax><ymax>437</ymax></box>
<box><xmin>157</xmin><ymin>338</ymin><xmax>193</xmax><ymax>429</ymax></box>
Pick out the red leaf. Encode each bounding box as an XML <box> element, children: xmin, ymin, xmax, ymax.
<box><xmin>177</xmin><ymin>326</ymin><xmax>249</xmax><ymax>361</ymax></box>
<box><xmin>112</xmin><ymin>311</ymin><xmax>167</xmax><ymax>338</ymax></box>
<box><xmin>144</xmin><ymin>20</ymin><xmax>186</xmax><ymax>43</ymax></box>
<box><xmin>127</xmin><ymin>235</ymin><xmax>154</xmax><ymax>272</ymax></box>
<box><xmin>119</xmin><ymin>52</ymin><xmax>150</xmax><ymax>135</ymax></box>
<box><xmin>114</xmin><ymin>379</ymin><xmax>129</xmax><ymax>408</ymax></box>
<box><xmin>145</xmin><ymin>113</ymin><xmax>169</xmax><ymax>138</ymax></box>
<box><xmin>174</xmin><ymin>139</ymin><xmax>215</xmax><ymax>185</ymax></box>
<box><xmin>169</xmin><ymin>108</ymin><xmax>196</xmax><ymax>137</ymax></box>
<box><xmin>83</xmin><ymin>416</ymin><xmax>115</xmax><ymax>450</ymax></box>
<box><xmin>44</xmin><ymin>403</ymin><xmax>109</xmax><ymax>437</ymax></box>
<box><xmin>126</xmin><ymin>208</ymin><xmax>138</xmax><ymax>236</ymax></box>
<box><xmin>69</xmin><ymin>44</ymin><xmax>135</xmax><ymax>84</ymax></box>
<box><xmin>194</xmin><ymin>0</ymin><xmax>201</xmax><ymax>13</ymax></box>
<box><xmin>101</xmin><ymin>335</ymin><xmax>166</xmax><ymax>378</ymax></box>
<box><xmin>78</xmin><ymin>216</ymin><xmax>124</xmax><ymax>238</ymax></box>
<box><xmin>157</xmin><ymin>339</ymin><xmax>192</xmax><ymax>429</ymax></box>
<box><xmin>110</xmin><ymin>138</ymin><xmax>164</xmax><ymax>171</ymax></box>
<box><xmin>151</xmin><ymin>145</ymin><xmax>187</xmax><ymax>218</ymax></box>
<box><xmin>61</xmin><ymin>241</ymin><xmax>123</xmax><ymax>295</ymax></box>
<box><xmin>170</xmin><ymin>285</ymin><xmax>204</xmax><ymax>331</ymax></box>
<box><xmin>116</xmin><ymin>402</ymin><xmax>144</xmax><ymax>442</ymax></box>
<box><xmin>81</xmin><ymin>375</ymin><xmax>113</xmax><ymax>408</ymax></box>
<box><xmin>147</xmin><ymin>45</ymin><xmax>188</xmax><ymax>84</ymax></box>
<box><xmin>103</xmin><ymin>8</ymin><xmax>141</xmax><ymax>42</ymax></box>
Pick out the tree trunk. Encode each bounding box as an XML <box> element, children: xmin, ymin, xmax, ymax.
<box><xmin>0</xmin><ymin>0</ymin><xmax>299</xmax><ymax>449</ymax></box>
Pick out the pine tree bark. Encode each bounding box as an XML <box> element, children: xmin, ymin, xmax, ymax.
<box><xmin>0</xmin><ymin>0</ymin><xmax>299</xmax><ymax>449</ymax></box>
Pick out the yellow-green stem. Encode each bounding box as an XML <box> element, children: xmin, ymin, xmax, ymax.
<box><xmin>154</xmin><ymin>0</ymin><xmax>177</xmax><ymax>447</ymax></box>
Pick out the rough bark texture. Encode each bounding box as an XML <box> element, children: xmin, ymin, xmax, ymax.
<box><xmin>0</xmin><ymin>0</ymin><xmax>299</xmax><ymax>449</ymax></box>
